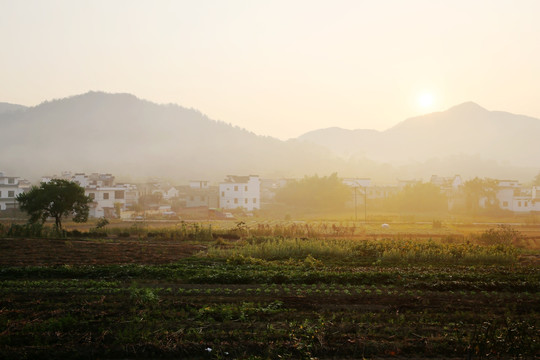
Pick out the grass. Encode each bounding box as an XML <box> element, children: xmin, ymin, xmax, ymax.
<box><xmin>207</xmin><ymin>237</ymin><xmax>519</xmax><ymax>266</ymax></box>
<box><xmin>0</xmin><ymin>220</ymin><xmax>538</xmax><ymax>359</ymax></box>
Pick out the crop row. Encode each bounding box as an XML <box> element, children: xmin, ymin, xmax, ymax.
<box><xmin>1</xmin><ymin>263</ymin><xmax>538</xmax><ymax>292</ymax></box>
<box><xmin>1</xmin><ymin>288</ymin><xmax>538</xmax><ymax>359</ymax></box>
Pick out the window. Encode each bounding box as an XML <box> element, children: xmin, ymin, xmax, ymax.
<box><xmin>234</xmin><ymin>186</ymin><xmax>238</xmax><ymax>191</ymax></box>
<box><xmin>253</xmin><ymin>198</ymin><xmax>257</xmax><ymax>203</ymax></box>
<box><xmin>502</xmin><ymin>201</ymin><xmax>508</xmax><ymax>207</ymax></box>
<box><xmin>190</xmin><ymin>196</ymin><xmax>194</xmax><ymax>201</ymax></box>
<box><xmin>103</xmin><ymin>193</ymin><xmax>109</xmax><ymax>200</ymax></box>
<box><xmin>8</xmin><ymin>191</ymin><xmax>15</xmax><ymax>197</ymax></box>
<box><xmin>201</xmin><ymin>196</ymin><xmax>206</xmax><ymax>201</ymax></box>
<box><xmin>245</xmin><ymin>186</ymin><xmax>248</xmax><ymax>191</ymax></box>
<box><xmin>234</xmin><ymin>198</ymin><xmax>238</xmax><ymax>204</ymax></box>
<box><xmin>8</xmin><ymin>178</ymin><xmax>14</xmax><ymax>184</ymax></box>
<box><xmin>88</xmin><ymin>193</ymin><xmax>95</xmax><ymax>200</ymax></box>
<box><xmin>245</xmin><ymin>198</ymin><xmax>248</xmax><ymax>204</ymax></box>
<box><xmin>115</xmin><ymin>191</ymin><xmax>124</xmax><ymax>199</ymax></box>
<box><xmin>221</xmin><ymin>191</ymin><xmax>224</xmax><ymax>197</ymax></box>
<box><xmin>518</xmin><ymin>201</ymin><xmax>521</xmax><ymax>207</ymax></box>
<box><xmin>0</xmin><ymin>191</ymin><xmax>2</xmax><ymax>197</ymax></box>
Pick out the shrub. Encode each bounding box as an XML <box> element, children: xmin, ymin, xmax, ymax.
<box><xmin>477</xmin><ymin>224</ymin><xmax>522</xmax><ymax>246</ymax></box>
<box><xmin>96</xmin><ymin>217</ymin><xmax>109</xmax><ymax>229</ymax></box>
<box><xmin>6</xmin><ymin>223</ymin><xmax>44</xmax><ymax>238</ymax></box>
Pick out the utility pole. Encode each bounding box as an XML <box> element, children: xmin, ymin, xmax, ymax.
<box><xmin>354</xmin><ymin>186</ymin><xmax>357</xmax><ymax>221</ymax></box>
<box><xmin>364</xmin><ymin>186</ymin><xmax>367</xmax><ymax>223</ymax></box>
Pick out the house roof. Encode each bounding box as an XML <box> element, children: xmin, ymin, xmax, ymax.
<box><xmin>223</xmin><ymin>175</ymin><xmax>252</xmax><ymax>183</ymax></box>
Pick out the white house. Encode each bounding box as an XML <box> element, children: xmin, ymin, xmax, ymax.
<box><xmin>430</xmin><ymin>175</ymin><xmax>463</xmax><ymax>190</ymax></box>
<box><xmin>219</xmin><ymin>175</ymin><xmax>260</xmax><ymax>211</ymax></box>
<box><xmin>189</xmin><ymin>180</ymin><xmax>210</xmax><ymax>189</ymax></box>
<box><xmin>431</xmin><ymin>175</ymin><xmax>464</xmax><ymax>210</ymax></box>
<box><xmin>85</xmin><ymin>186</ymin><xmax>128</xmax><ymax>218</ymax></box>
<box><xmin>152</xmin><ymin>186</ymin><xmax>179</xmax><ymax>201</ymax></box>
<box><xmin>0</xmin><ymin>172</ymin><xmax>29</xmax><ymax>211</ymax></box>
<box><xmin>533</xmin><ymin>187</ymin><xmax>540</xmax><ymax>212</ymax></box>
<box><xmin>40</xmin><ymin>172</ymin><xmax>132</xmax><ymax>218</ymax></box>
<box><xmin>496</xmin><ymin>180</ymin><xmax>534</xmax><ymax>213</ymax></box>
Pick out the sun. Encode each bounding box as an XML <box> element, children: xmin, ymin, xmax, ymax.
<box><xmin>418</xmin><ymin>93</ymin><xmax>434</xmax><ymax>109</ymax></box>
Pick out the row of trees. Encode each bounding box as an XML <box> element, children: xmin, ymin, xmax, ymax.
<box><xmin>275</xmin><ymin>173</ymin><xmax>351</xmax><ymax>210</ymax></box>
<box><xmin>274</xmin><ymin>174</ymin><xmax>514</xmax><ymax>214</ymax></box>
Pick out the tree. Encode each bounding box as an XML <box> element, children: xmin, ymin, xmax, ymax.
<box><xmin>275</xmin><ymin>173</ymin><xmax>351</xmax><ymax>210</ymax></box>
<box><xmin>389</xmin><ymin>182</ymin><xmax>448</xmax><ymax>213</ymax></box>
<box><xmin>462</xmin><ymin>177</ymin><xmax>499</xmax><ymax>213</ymax></box>
<box><xmin>533</xmin><ymin>171</ymin><xmax>540</xmax><ymax>186</ymax></box>
<box><xmin>16</xmin><ymin>179</ymin><xmax>91</xmax><ymax>231</ymax></box>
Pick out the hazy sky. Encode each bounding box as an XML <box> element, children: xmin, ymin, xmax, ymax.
<box><xmin>1</xmin><ymin>0</ymin><xmax>540</xmax><ymax>139</ymax></box>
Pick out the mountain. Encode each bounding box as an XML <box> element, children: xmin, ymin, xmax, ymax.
<box><xmin>1</xmin><ymin>93</ymin><xmax>537</xmax><ymax>183</ymax></box>
<box><xmin>0</xmin><ymin>102</ymin><xmax>27</xmax><ymax>114</ymax></box>
<box><xmin>0</xmin><ymin>92</ymin><xmax>342</xmax><ymax>181</ymax></box>
<box><xmin>298</xmin><ymin>102</ymin><xmax>540</xmax><ymax>169</ymax></box>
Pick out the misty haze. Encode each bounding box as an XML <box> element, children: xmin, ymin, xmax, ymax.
<box><xmin>1</xmin><ymin>1</ymin><xmax>539</xmax><ymax>359</ymax></box>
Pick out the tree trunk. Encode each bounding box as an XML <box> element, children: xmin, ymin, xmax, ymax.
<box><xmin>55</xmin><ymin>216</ymin><xmax>62</xmax><ymax>232</ymax></box>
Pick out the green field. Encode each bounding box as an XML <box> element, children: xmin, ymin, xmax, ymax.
<box><xmin>0</xmin><ymin>221</ymin><xmax>538</xmax><ymax>359</ymax></box>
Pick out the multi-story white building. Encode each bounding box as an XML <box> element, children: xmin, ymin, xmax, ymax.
<box><xmin>85</xmin><ymin>185</ymin><xmax>128</xmax><ymax>218</ymax></box>
<box><xmin>0</xmin><ymin>172</ymin><xmax>29</xmax><ymax>211</ymax></box>
<box><xmin>41</xmin><ymin>172</ymin><xmax>137</xmax><ymax>218</ymax></box>
<box><xmin>219</xmin><ymin>175</ymin><xmax>260</xmax><ymax>211</ymax></box>
<box><xmin>496</xmin><ymin>180</ymin><xmax>535</xmax><ymax>213</ymax></box>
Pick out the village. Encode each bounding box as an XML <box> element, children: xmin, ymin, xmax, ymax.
<box><xmin>1</xmin><ymin>170</ymin><xmax>539</xmax><ymax>220</ymax></box>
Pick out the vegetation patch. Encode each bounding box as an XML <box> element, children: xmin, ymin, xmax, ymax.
<box><xmin>0</xmin><ymin>222</ymin><xmax>538</xmax><ymax>359</ymax></box>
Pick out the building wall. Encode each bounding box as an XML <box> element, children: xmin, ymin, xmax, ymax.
<box><xmin>86</xmin><ymin>187</ymin><xmax>127</xmax><ymax>218</ymax></box>
<box><xmin>219</xmin><ymin>175</ymin><xmax>260</xmax><ymax>211</ymax></box>
<box><xmin>186</xmin><ymin>187</ymin><xmax>219</xmax><ymax>208</ymax></box>
<box><xmin>189</xmin><ymin>180</ymin><xmax>209</xmax><ymax>189</ymax></box>
<box><xmin>0</xmin><ymin>174</ymin><xmax>25</xmax><ymax>211</ymax></box>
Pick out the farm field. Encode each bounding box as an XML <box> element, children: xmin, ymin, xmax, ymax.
<box><xmin>0</xmin><ymin>222</ymin><xmax>539</xmax><ymax>359</ymax></box>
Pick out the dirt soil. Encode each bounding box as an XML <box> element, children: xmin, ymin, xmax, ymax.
<box><xmin>0</xmin><ymin>238</ymin><xmax>204</xmax><ymax>266</ymax></box>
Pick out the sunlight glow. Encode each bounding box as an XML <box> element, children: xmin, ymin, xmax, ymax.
<box><xmin>418</xmin><ymin>93</ymin><xmax>434</xmax><ymax>109</ymax></box>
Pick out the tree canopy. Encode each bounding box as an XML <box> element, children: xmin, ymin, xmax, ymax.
<box><xmin>17</xmin><ymin>179</ymin><xmax>91</xmax><ymax>231</ymax></box>
<box><xmin>462</xmin><ymin>177</ymin><xmax>499</xmax><ymax>213</ymax></box>
<box><xmin>388</xmin><ymin>182</ymin><xmax>448</xmax><ymax>213</ymax></box>
<box><xmin>275</xmin><ymin>173</ymin><xmax>351</xmax><ymax>210</ymax></box>
<box><xmin>533</xmin><ymin>171</ymin><xmax>540</xmax><ymax>186</ymax></box>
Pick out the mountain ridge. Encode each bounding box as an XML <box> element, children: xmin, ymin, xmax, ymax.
<box><xmin>0</xmin><ymin>91</ymin><xmax>342</xmax><ymax>181</ymax></box>
<box><xmin>297</xmin><ymin>101</ymin><xmax>540</xmax><ymax>168</ymax></box>
<box><xmin>1</xmin><ymin>92</ymin><xmax>538</xmax><ymax>182</ymax></box>
<box><xmin>0</xmin><ymin>102</ymin><xmax>27</xmax><ymax>114</ymax></box>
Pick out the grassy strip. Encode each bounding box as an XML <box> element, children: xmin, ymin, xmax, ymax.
<box><xmin>207</xmin><ymin>237</ymin><xmax>519</xmax><ymax>265</ymax></box>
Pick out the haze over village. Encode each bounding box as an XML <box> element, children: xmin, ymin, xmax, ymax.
<box><xmin>1</xmin><ymin>2</ymin><xmax>540</xmax><ymax>359</ymax></box>
<box><xmin>1</xmin><ymin>88</ymin><xmax>539</xmax><ymax>220</ymax></box>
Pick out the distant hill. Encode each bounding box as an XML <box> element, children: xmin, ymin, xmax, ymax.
<box><xmin>0</xmin><ymin>102</ymin><xmax>27</xmax><ymax>114</ymax></box>
<box><xmin>298</xmin><ymin>102</ymin><xmax>540</xmax><ymax>168</ymax></box>
<box><xmin>0</xmin><ymin>92</ymin><xmax>341</xmax><ymax>181</ymax></box>
<box><xmin>1</xmin><ymin>93</ymin><xmax>537</xmax><ymax>183</ymax></box>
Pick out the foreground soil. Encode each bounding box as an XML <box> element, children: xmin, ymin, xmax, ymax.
<box><xmin>0</xmin><ymin>237</ymin><xmax>538</xmax><ymax>359</ymax></box>
<box><xmin>0</xmin><ymin>238</ymin><xmax>203</xmax><ymax>266</ymax></box>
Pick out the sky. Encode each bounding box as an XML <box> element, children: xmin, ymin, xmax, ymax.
<box><xmin>1</xmin><ymin>0</ymin><xmax>540</xmax><ymax>140</ymax></box>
